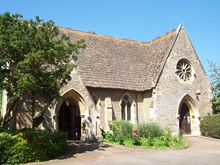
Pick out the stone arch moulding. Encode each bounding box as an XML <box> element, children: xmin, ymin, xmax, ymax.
<box><xmin>177</xmin><ymin>94</ymin><xmax>200</xmax><ymax>136</ymax></box>
<box><xmin>54</xmin><ymin>89</ymin><xmax>88</xmax><ymax>131</ymax></box>
<box><xmin>119</xmin><ymin>92</ymin><xmax>133</xmax><ymax>105</ymax></box>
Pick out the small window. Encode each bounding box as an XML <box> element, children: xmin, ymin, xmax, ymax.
<box><xmin>121</xmin><ymin>94</ymin><xmax>132</xmax><ymax>121</ymax></box>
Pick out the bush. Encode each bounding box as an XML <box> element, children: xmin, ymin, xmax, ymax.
<box><xmin>0</xmin><ymin>89</ymin><xmax>2</xmax><ymax>110</ymax></box>
<box><xmin>100</xmin><ymin>128</ymin><xmax>113</xmax><ymax>142</ymax></box>
<box><xmin>0</xmin><ymin>132</ymin><xmax>16</xmax><ymax>164</ymax></box>
<box><xmin>200</xmin><ymin>114</ymin><xmax>220</xmax><ymax>139</ymax></box>
<box><xmin>101</xmin><ymin>120</ymin><xmax>133</xmax><ymax>144</ymax></box>
<box><xmin>111</xmin><ymin>120</ymin><xmax>133</xmax><ymax>139</ymax></box>
<box><xmin>133</xmin><ymin>137</ymin><xmax>141</xmax><ymax>146</ymax></box>
<box><xmin>139</xmin><ymin>130</ymin><xmax>187</xmax><ymax>149</ymax></box>
<box><xmin>113</xmin><ymin>120</ymin><xmax>134</xmax><ymax>144</ymax></box>
<box><xmin>0</xmin><ymin>129</ymin><xmax>67</xmax><ymax>164</ymax></box>
<box><xmin>138</xmin><ymin>123</ymin><xmax>164</xmax><ymax>138</ymax></box>
<box><xmin>101</xmin><ymin>120</ymin><xmax>188</xmax><ymax>149</ymax></box>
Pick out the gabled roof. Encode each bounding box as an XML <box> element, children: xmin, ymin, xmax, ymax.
<box><xmin>59</xmin><ymin>25</ymin><xmax>179</xmax><ymax>91</ymax></box>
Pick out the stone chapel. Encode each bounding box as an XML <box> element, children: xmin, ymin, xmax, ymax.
<box><xmin>1</xmin><ymin>24</ymin><xmax>212</xmax><ymax>140</ymax></box>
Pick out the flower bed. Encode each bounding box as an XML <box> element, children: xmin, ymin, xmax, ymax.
<box><xmin>101</xmin><ymin>120</ymin><xmax>188</xmax><ymax>149</ymax></box>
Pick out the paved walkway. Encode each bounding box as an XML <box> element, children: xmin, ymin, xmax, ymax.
<box><xmin>26</xmin><ymin>136</ymin><xmax>220</xmax><ymax>165</ymax></box>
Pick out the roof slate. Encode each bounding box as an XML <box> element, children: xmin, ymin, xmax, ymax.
<box><xmin>59</xmin><ymin>27</ymin><xmax>177</xmax><ymax>91</ymax></box>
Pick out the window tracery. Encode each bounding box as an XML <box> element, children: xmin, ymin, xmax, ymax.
<box><xmin>176</xmin><ymin>59</ymin><xmax>192</xmax><ymax>81</ymax></box>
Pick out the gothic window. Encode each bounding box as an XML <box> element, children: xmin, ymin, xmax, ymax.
<box><xmin>121</xmin><ymin>94</ymin><xmax>132</xmax><ymax>121</ymax></box>
<box><xmin>176</xmin><ymin>59</ymin><xmax>192</xmax><ymax>81</ymax></box>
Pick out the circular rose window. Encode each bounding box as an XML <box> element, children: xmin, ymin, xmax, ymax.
<box><xmin>176</xmin><ymin>60</ymin><xmax>192</xmax><ymax>81</ymax></box>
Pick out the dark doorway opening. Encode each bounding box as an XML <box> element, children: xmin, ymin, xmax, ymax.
<box><xmin>179</xmin><ymin>102</ymin><xmax>191</xmax><ymax>134</ymax></box>
<box><xmin>58</xmin><ymin>99</ymin><xmax>81</xmax><ymax>140</ymax></box>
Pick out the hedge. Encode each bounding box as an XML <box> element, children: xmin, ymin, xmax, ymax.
<box><xmin>200</xmin><ymin>114</ymin><xmax>220</xmax><ymax>139</ymax></box>
<box><xmin>0</xmin><ymin>129</ymin><xmax>67</xmax><ymax>164</ymax></box>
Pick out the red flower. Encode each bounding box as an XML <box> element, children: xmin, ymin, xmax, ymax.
<box><xmin>134</xmin><ymin>129</ymin><xmax>138</xmax><ymax>134</ymax></box>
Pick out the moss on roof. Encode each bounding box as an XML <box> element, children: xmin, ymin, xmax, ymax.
<box><xmin>59</xmin><ymin>26</ymin><xmax>178</xmax><ymax>91</ymax></box>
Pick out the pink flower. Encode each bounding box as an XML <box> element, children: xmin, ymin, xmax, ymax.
<box><xmin>134</xmin><ymin>129</ymin><xmax>138</xmax><ymax>134</ymax></box>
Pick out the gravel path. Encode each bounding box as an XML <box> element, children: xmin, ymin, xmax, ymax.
<box><xmin>25</xmin><ymin>136</ymin><xmax>220</xmax><ymax>165</ymax></box>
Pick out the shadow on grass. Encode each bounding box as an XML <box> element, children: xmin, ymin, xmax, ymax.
<box><xmin>58</xmin><ymin>140</ymin><xmax>112</xmax><ymax>159</ymax></box>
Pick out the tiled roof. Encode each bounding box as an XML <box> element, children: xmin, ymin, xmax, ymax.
<box><xmin>59</xmin><ymin>26</ymin><xmax>178</xmax><ymax>91</ymax></box>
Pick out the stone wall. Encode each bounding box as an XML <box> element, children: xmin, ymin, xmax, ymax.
<box><xmin>48</xmin><ymin>69</ymin><xmax>98</xmax><ymax>140</ymax></box>
<box><xmin>5</xmin><ymin>25</ymin><xmax>212</xmax><ymax>138</ymax></box>
<box><xmin>154</xmin><ymin>26</ymin><xmax>212</xmax><ymax>134</ymax></box>
<box><xmin>87</xmin><ymin>87</ymin><xmax>152</xmax><ymax>130</ymax></box>
<box><xmin>14</xmin><ymin>69</ymin><xmax>98</xmax><ymax>141</ymax></box>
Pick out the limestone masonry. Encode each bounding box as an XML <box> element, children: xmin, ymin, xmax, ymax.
<box><xmin>1</xmin><ymin>24</ymin><xmax>212</xmax><ymax>140</ymax></box>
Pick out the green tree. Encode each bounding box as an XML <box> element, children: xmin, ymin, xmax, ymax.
<box><xmin>0</xmin><ymin>89</ymin><xmax>2</xmax><ymax>111</ymax></box>
<box><xmin>0</xmin><ymin>12</ymin><xmax>86</xmax><ymax>128</ymax></box>
<box><xmin>208</xmin><ymin>61</ymin><xmax>220</xmax><ymax>114</ymax></box>
<box><xmin>0</xmin><ymin>89</ymin><xmax>2</xmax><ymax>124</ymax></box>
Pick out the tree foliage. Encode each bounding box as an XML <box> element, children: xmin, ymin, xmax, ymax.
<box><xmin>200</xmin><ymin>113</ymin><xmax>220</xmax><ymax>139</ymax></box>
<box><xmin>208</xmin><ymin>61</ymin><xmax>220</xmax><ymax>114</ymax></box>
<box><xmin>0</xmin><ymin>12</ymin><xmax>86</xmax><ymax>127</ymax></box>
<box><xmin>0</xmin><ymin>90</ymin><xmax>2</xmax><ymax>110</ymax></box>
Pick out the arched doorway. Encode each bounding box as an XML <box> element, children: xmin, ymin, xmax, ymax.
<box><xmin>59</xmin><ymin>99</ymin><xmax>81</xmax><ymax>140</ymax></box>
<box><xmin>178</xmin><ymin>95</ymin><xmax>200</xmax><ymax>135</ymax></box>
<box><xmin>179</xmin><ymin>102</ymin><xmax>191</xmax><ymax>134</ymax></box>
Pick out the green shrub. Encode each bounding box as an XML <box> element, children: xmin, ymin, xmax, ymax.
<box><xmin>0</xmin><ymin>129</ymin><xmax>68</xmax><ymax>164</ymax></box>
<box><xmin>110</xmin><ymin>120</ymin><xmax>133</xmax><ymax>143</ymax></box>
<box><xmin>124</xmin><ymin>138</ymin><xmax>133</xmax><ymax>146</ymax></box>
<box><xmin>138</xmin><ymin>123</ymin><xmax>164</xmax><ymax>138</ymax></box>
<box><xmin>133</xmin><ymin>137</ymin><xmax>141</xmax><ymax>146</ymax></box>
<box><xmin>111</xmin><ymin>120</ymin><xmax>133</xmax><ymax>139</ymax></box>
<box><xmin>101</xmin><ymin>120</ymin><xmax>188</xmax><ymax>149</ymax></box>
<box><xmin>114</xmin><ymin>133</ymin><xmax>125</xmax><ymax>145</ymax></box>
<box><xmin>139</xmin><ymin>130</ymin><xmax>187</xmax><ymax>149</ymax></box>
<box><xmin>152</xmin><ymin>137</ymin><xmax>166</xmax><ymax>148</ymax></box>
<box><xmin>101</xmin><ymin>128</ymin><xmax>114</xmax><ymax>142</ymax></box>
<box><xmin>0</xmin><ymin>89</ymin><xmax>2</xmax><ymax>110</ymax></box>
<box><xmin>101</xmin><ymin>120</ymin><xmax>133</xmax><ymax>144</ymax></box>
<box><xmin>200</xmin><ymin>114</ymin><xmax>220</xmax><ymax>139</ymax></box>
<box><xmin>0</xmin><ymin>132</ymin><xmax>16</xmax><ymax>164</ymax></box>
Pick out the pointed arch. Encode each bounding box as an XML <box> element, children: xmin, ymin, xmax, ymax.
<box><xmin>55</xmin><ymin>90</ymin><xmax>87</xmax><ymax>116</ymax></box>
<box><xmin>178</xmin><ymin>94</ymin><xmax>200</xmax><ymax>135</ymax></box>
<box><xmin>55</xmin><ymin>89</ymin><xmax>88</xmax><ymax>140</ymax></box>
<box><xmin>120</xmin><ymin>93</ymin><xmax>133</xmax><ymax>104</ymax></box>
<box><xmin>178</xmin><ymin>94</ymin><xmax>198</xmax><ymax>116</ymax></box>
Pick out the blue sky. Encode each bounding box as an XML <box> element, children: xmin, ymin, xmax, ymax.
<box><xmin>0</xmin><ymin>0</ymin><xmax>219</xmax><ymax>74</ymax></box>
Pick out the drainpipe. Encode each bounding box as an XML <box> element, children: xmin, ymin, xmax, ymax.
<box><xmin>136</xmin><ymin>93</ymin><xmax>139</xmax><ymax>125</ymax></box>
